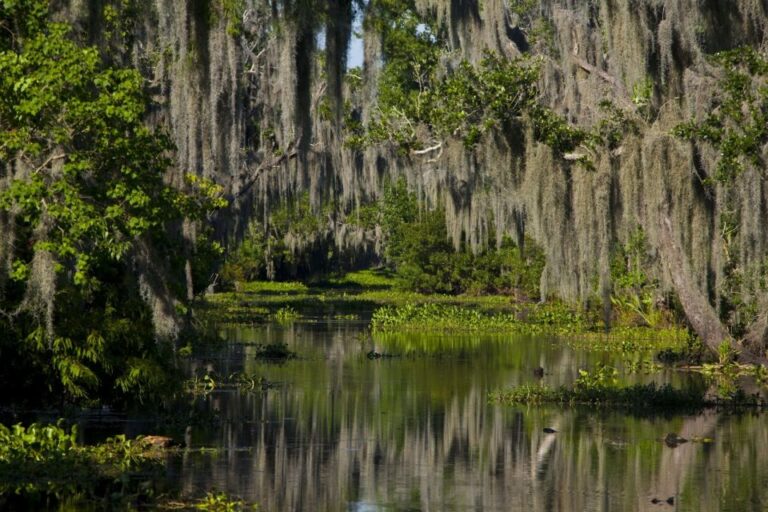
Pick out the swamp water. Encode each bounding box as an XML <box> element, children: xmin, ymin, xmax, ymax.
<box><xmin>89</xmin><ymin>317</ymin><xmax>768</xmax><ymax>510</ymax></box>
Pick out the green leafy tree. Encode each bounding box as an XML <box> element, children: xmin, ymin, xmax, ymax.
<box><xmin>378</xmin><ymin>179</ymin><xmax>544</xmax><ymax>295</ymax></box>
<box><xmin>0</xmin><ymin>1</ymin><xmax>225</xmax><ymax>404</ymax></box>
<box><xmin>350</xmin><ymin>1</ymin><xmax>590</xmax><ymax>162</ymax></box>
<box><xmin>673</xmin><ymin>47</ymin><xmax>768</xmax><ymax>185</ymax></box>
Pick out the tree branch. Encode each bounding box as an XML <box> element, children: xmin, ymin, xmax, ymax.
<box><xmin>33</xmin><ymin>154</ymin><xmax>67</xmax><ymax>175</ymax></box>
<box><xmin>236</xmin><ymin>137</ymin><xmax>302</xmax><ymax>199</ymax></box>
<box><xmin>412</xmin><ymin>142</ymin><xmax>443</xmax><ymax>155</ymax></box>
<box><xmin>575</xmin><ymin>58</ymin><xmax>637</xmax><ymax>112</ymax></box>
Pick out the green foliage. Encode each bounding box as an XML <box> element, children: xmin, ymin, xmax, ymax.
<box><xmin>673</xmin><ymin>47</ymin><xmax>768</xmax><ymax>184</ymax></box>
<box><xmin>363</xmin><ymin>0</ymin><xmax>442</xmax><ymax>151</ymax></box>
<box><xmin>236</xmin><ymin>280</ymin><xmax>309</xmax><ymax>293</ymax></box>
<box><xmin>222</xmin><ymin>193</ymin><xmax>340</xmax><ymax>282</ymax></box>
<box><xmin>428</xmin><ymin>52</ymin><xmax>543</xmax><ymax>147</ymax></box>
<box><xmin>274</xmin><ymin>305</ymin><xmax>300</xmax><ymax>323</ymax></box>
<box><xmin>490</xmin><ymin>381</ymin><xmax>710</xmax><ymax>408</ymax></box>
<box><xmin>221</xmin><ymin>0</ymin><xmax>247</xmax><ymax>37</ymax></box>
<box><xmin>370</xmin><ymin>302</ymin><xmax>586</xmax><ymax>334</ymax></box>
<box><xmin>631</xmin><ymin>77</ymin><xmax>654</xmax><ymax>117</ymax></box>
<box><xmin>377</xmin><ymin>179</ymin><xmax>545</xmax><ymax>295</ymax></box>
<box><xmin>574</xmin><ymin>364</ymin><xmax>618</xmax><ymax>391</ymax></box>
<box><xmin>610</xmin><ymin>227</ymin><xmax>667</xmax><ymax>328</ymax></box>
<box><xmin>0</xmin><ymin>1</ymin><xmax>225</xmax><ymax>404</ymax></box>
<box><xmin>508</xmin><ymin>0</ymin><xmax>537</xmax><ymax>18</ymax></box>
<box><xmin>591</xmin><ymin>99</ymin><xmax>639</xmax><ymax>150</ymax></box>
<box><xmin>352</xmin><ymin>2</ymin><xmax>586</xmax><ymax>156</ymax></box>
<box><xmin>0</xmin><ymin>421</ymin><xmax>164</xmax><ymax>504</ymax></box>
<box><xmin>527</xmin><ymin>103</ymin><xmax>589</xmax><ymax>155</ymax></box>
<box><xmin>325</xmin><ymin>269</ymin><xmax>397</xmax><ymax>289</ymax></box>
<box><xmin>195</xmin><ymin>491</ymin><xmax>259</xmax><ymax>511</ymax></box>
<box><xmin>221</xmin><ymin>223</ymin><xmax>267</xmax><ymax>284</ymax></box>
<box><xmin>101</xmin><ymin>0</ymin><xmax>142</xmax><ymax>59</ymax></box>
<box><xmin>717</xmin><ymin>339</ymin><xmax>738</xmax><ymax>365</ymax></box>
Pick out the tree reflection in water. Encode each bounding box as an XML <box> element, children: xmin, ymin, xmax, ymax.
<box><xmin>171</xmin><ymin>321</ymin><xmax>768</xmax><ymax>511</ymax></box>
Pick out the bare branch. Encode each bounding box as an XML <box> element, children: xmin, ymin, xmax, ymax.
<box><xmin>412</xmin><ymin>142</ymin><xmax>443</xmax><ymax>155</ymax></box>
<box><xmin>236</xmin><ymin>136</ymin><xmax>302</xmax><ymax>199</ymax></box>
<box><xmin>33</xmin><ymin>154</ymin><xmax>67</xmax><ymax>175</ymax></box>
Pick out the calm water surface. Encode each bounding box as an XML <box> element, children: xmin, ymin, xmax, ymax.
<box><xmin>130</xmin><ymin>318</ymin><xmax>768</xmax><ymax>511</ymax></box>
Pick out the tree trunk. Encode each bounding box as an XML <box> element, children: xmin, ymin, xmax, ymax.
<box><xmin>658</xmin><ymin>216</ymin><xmax>765</xmax><ymax>365</ymax></box>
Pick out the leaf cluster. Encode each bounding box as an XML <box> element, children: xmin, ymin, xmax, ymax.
<box><xmin>673</xmin><ymin>47</ymin><xmax>768</xmax><ymax>184</ymax></box>
<box><xmin>350</xmin><ymin>1</ymin><xmax>589</xmax><ymax>157</ymax></box>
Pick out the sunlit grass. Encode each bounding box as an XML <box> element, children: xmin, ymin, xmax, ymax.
<box><xmin>235</xmin><ymin>281</ymin><xmax>308</xmax><ymax>293</ymax></box>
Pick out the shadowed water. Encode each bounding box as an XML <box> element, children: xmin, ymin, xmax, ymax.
<box><xmin>155</xmin><ymin>318</ymin><xmax>768</xmax><ymax>511</ymax></box>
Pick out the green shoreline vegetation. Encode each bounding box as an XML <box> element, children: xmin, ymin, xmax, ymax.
<box><xmin>490</xmin><ymin>364</ymin><xmax>766</xmax><ymax>409</ymax></box>
<box><xmin>0</xmin><ymin>421</ymin><xmax>260</xmax><ymax>510</ymax></box>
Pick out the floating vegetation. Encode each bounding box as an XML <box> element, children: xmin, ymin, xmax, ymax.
<box><xmin>201</xmin><ymin>275</ymin><xmax>521</xmax><ymax>327</ymax></box>
<box><xmin>274</xmin><ymin>306</ymin><xmax>300</xmax><ymax>323</ymax></box>
<box><xmin>0</xmin><ymin>422</ymin><xmax>165</xmax><ymax>508</ymax></box>
<box><xmin>201</xmin><ymin>295</ymin><xmax>271</xmax><ymax>324</ymax></box>
<box><xmin>370</xmin><ymin>302</ymin><xmax>689</xmax><ymax>346</ymax></box>
<box><xmin>490</xmin><ymin>364</ymin><xmax>764</xmax><ymax>408</ymax></box>
<box><xmin>185</xmin><ymin>371</ymin><xmax>279</xmax><ymax>396</ymax></box>
<box><xmin>254</xmin><ymin>342</ymin><xmax>296</xmax><ymax>361</ymax></box>
<box><xmin>322</xmin><ymin>269</ymin><xmax>398</xmax><ymax>289</ymax></box>
<box><xmin>370</xmin><ymin>302</ymin><xmax>579</xmax><ymax>334</ymax></box>
<box><xmin>190</xmin><ymin>491</ymin><xmax>259</xmax><ymax>511</ymax></box>
<box><xmin>236</xmin><ymin>281</ymin><xmax>308</xmax><ymax>294</ymax></box>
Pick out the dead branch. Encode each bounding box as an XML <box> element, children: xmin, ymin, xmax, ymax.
<box><xmin>412</xmin><ymin>142</ymin><xmax>443</xmax><ymax>156</ymax></box>
<box><xmin>32</xmin><ymin>154</ymin><xmax>66</xmax><ymax>175</ymax></box>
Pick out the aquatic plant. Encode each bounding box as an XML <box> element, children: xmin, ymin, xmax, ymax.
<box><xmin>237</xmin><ymin>281</ymin><xmax>309</xmax><ymax>294</ymax></box>
<box><xmin>371</xmin><ymin>303</ymin><xmax>522</xmax><ymax>333</ymax></box>
<box><xmin>0</xmin><ymin>422</ymin><xmax>164</xmax><ymax>505</ymax></box>
<box><xmin>194</xmin><ymin>491</ymin><xmax>259</xmax><ymax>511</ymax></box>
<box><xmin>370</xmin><ymin>302</ymin><xmax>591</xmax><ymax>335</ymax></box>
<box><xmin>491</xmin><ymin>359</ymin><xmax>765</xmax><ymax>408</ymax></box>
<box><xmin>254</xmin><ymin>342</ymin><xmax>296</xmax><ymax>361</ymax></box>
<box><xmin>274</xmin><ymin>306</ymin><xmax>300</xmax><ymax>323</ymax></box>
<box><xmin>490</xmin><ymin>380</ymin><xmax>711</xmax><ymax>408</ymax></box>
